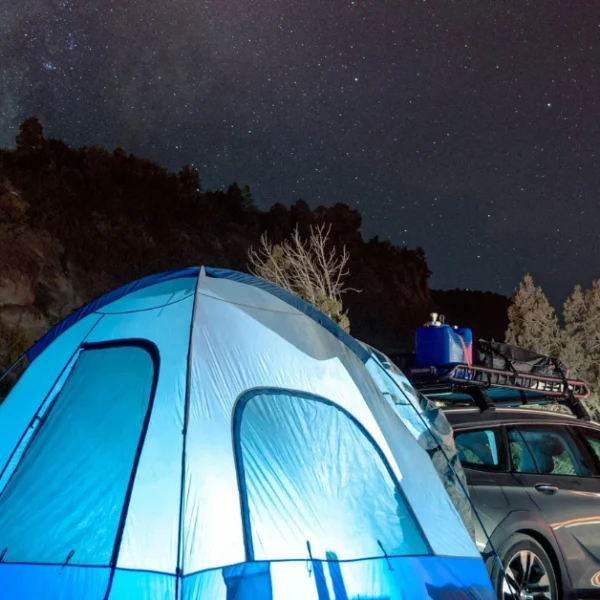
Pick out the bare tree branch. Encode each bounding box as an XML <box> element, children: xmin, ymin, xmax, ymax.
<box><xmin>247</xmin><ymin>224</ymin><xmax>359</xmax><ymax>332</ymax></box>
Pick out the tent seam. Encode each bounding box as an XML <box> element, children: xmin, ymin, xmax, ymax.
<box><xmin>174</xmin><ymin>270</ymin><xmax>202</xmax><ymax>600</ymax></box>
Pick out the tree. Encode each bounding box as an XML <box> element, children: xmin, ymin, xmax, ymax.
<box><xmin>506</xmin><ymin>276</ymin><xmax>600</xmax><ymax>419</ymax></box>
<box><xmin>16</xmin><ymin>117</ymin><xmax>44</xmax><ymax>151</ymax></box>
<box><xmin>247</xmin><ymin>223</ymin><xmax>356</xmax><ymax>331</ymax></box>
<box><xmin>505</xmin><ymin>274</ymin><xmax>562</xmax><ymax>357</ymax></box>
<box><xmin>561</xmin><ymin>285</ymin><xmax>587</xmax><ymax>372</ymax></box>
<box><xmin>562</xmin><ymin>281</ymin><xmax>600</xmax><ymax>418</ymax></box>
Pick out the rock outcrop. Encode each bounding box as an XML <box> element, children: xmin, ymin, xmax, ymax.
<box><xmin>0</xmin><ymin>183</ymin><xmax>85</xmax><ymax>368</ymax></box>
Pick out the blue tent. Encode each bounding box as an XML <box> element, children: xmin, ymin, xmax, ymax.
<box><xmin>362</xmin><ymin>343</ymin><xmax>475</xmax><ymax>540</ymax></box>
<box><xmin>0</xmin><ymin>267</ymin><xmax>495</xmax><ymax>600</ymax></box>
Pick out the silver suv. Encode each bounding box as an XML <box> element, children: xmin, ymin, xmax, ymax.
<box><xmin>445</xmin><ymin>406</ymin><xmax>600</xmax><ymax>600</ymax></box>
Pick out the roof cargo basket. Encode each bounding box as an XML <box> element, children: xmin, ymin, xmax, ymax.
<box><xmin>406</xmin><ymin>363</ymin><xmax>591</xmax><ymax>420</ymax></box>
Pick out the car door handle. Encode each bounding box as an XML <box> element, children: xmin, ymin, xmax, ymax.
<box><xmin>535</xmin><ymin>483</ymin><xmax>559</xmax><ymax>495</ymax></box>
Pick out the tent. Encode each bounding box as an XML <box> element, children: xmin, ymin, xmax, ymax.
<box><xmin>0</xmin><ymin>267</ymin><xmax>495</xmax><ymax>600</ymax></box>
<box><xmin>362</xmin><ymin>343</ymin><xmax>475</xmax><ymax>540</ymax></box>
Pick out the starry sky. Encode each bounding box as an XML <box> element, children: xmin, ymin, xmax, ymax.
<box><xmin>1</xmin><ymin>0</ymin><xmax>599</xmax><ymax>308</ymax></box>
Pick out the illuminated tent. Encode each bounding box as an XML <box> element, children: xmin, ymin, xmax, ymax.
<box><xmin>362</xmin><ymin>343</ymin><xmax>475</xmax><ymax>540</ymax></box>
<box><xmin>0</xmin><ymin>267</ymin><xmax>494</xmax><ymax>600</ymax></box>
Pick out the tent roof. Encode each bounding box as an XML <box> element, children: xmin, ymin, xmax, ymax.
<box><xmin>25</xmin><ymin>267</ymin><xmax>369</xmax><ymax>364</ymax></box>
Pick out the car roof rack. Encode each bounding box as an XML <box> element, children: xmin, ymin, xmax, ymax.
<box><xmin>406</xmin><ymin>363</ymin><xmax>591</xmax><ymax>420</ymax></box>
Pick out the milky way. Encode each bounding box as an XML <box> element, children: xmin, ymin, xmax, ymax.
<box><xmin>1</xmin><ymin>0</ymin><xmax>599</xmax><ymax>307</ymax></box>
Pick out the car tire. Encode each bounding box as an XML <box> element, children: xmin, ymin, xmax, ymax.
<box><xmin>490</xmin><ymin>533</ymin><xmax>559</xmax><ymax>600</ymax></box>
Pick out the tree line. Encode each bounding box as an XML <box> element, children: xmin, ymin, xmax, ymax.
<box><xmin>0</xmin><ymin>117</ymin><xmax>434</xmax><ymax>358</ymax></box>
<box><xmin>506</xmin><ymin>275</ymin><xmax>600</xmax><ymax>419</ymax></box>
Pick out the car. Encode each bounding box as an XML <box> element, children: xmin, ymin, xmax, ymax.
<box><xmin>444</xmin><ymin>405</ymin><xmax>600</xmax><ymax>600</ymax></box>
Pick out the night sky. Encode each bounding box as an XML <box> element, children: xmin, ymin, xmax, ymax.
<box><xmin>1</xmin><ymin>0</ymin><xmax>599</xmax><ymax>308</ymax></box>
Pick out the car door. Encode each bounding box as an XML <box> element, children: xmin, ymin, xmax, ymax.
<box><xmin>572</xmin><ymin>425</ymin><xmax>600</xmax><ymax>589</ymax></box>
<box><xmin>453</xmin><ymin>426</ymin><xmax>513</xmax><ymax>550</ymax></box>
<box><xmin>506</xmin><ymin>423</ymin><xmax>600</xmax><ymax>595</ymax></box>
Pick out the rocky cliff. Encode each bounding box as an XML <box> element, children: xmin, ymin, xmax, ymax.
<box><xmin>0</xmin><ymin>181</ymin><xmax>75</xmax><ymax>335</ymax></box>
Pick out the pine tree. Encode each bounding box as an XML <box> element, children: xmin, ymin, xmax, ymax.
<box><xmin>505</xmin><ymin>274</ymin><xmax>562</xmax><ymax>357</ymax></box>
<box><xmin>15</xmin><ymin>117</ymin><xmax>44</xmax><ymax>151</ymax></box>
<box><xmin>562</xmin><ymin>281</ymin><xmax>600</xmax><ymax>418</ymax></box>
<box><xmin>562</xmin><ymin>285</ymin><xmax>587</xmax><ymax>374</ymax></box>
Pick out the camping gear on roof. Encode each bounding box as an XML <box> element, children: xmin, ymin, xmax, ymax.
<box><xmin>0</xmin><ymin>267</ymin><xmax>495</xmax><ymax>599</ymax></box>
<box><xmin>473</xmin><ymin>339</ymin><xmax>568</xmax><ymax>379</ymax></box>
<box><xmin>363</xmin><ymin>343</ymin><xmax>475</xmax><ymax>541</ymax></box>
<box><xmin>415</xmin><ymin>313</ymin><xmax>473</xmax><ymax>368</ymax></box>
<box><xmin>408</xmin><ymin>324</ymin><xmax>590</xmax><ymax>419</ymax></box>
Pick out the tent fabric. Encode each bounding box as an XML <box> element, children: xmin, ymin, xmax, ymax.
<box><xmin>25</xmin><ymin>269</ymin><xmax>200</xmax><ymax>363</ymax></box>
<box><xmin>0</xmin><ymin>345</ymin><xmax>155</xmax><ymax>564</ymax></box>
<box><xmin>204</xmin><ymin>267</ymin><xmax>370</xmax><ymax>362</ymax></box>
<box><xmin>25</xmin><ymin>267</ymin><xmax>369</xmax><ymax>365</ymax></box>
<box><xmin>362</xmin><ymin>344</ymin><xmax>475</xmax><ymax>540</ymax></box>
<box><xmin>232</xmin><ymin>389</ymin><xmax>429</xmax><ymax>561</ymax></box>
<box><xmin>0</xmin><ymin>266</ymin><xmax>495</xmax><ymax>599</ymax></box>
<box><xmin>0</xmin><ymin>314</ymin><xmax>103</xmax><ymax>482</ymax></box>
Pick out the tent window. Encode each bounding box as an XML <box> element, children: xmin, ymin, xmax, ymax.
<box><xmin>234</xmin><ymin>389</ymin><xmax>429</xmax><ymax>562</ymax></box>
<box><xmin>0</xmin><ymin>343</ymin><xmax>156</xmax><ymax>566</ymax></box>
<box><xmin>0</xmin><ymin>350</ymin><xmax>82</xmax><ymax>495</ymax></box>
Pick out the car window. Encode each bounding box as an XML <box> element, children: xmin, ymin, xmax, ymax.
<box><xmin>580</xmin><ymin>429</ymin><xmax>600</xmax><ymax>464</ymax></box>
<box><xmin>588</xmin><ymin>438</ymin><xmax>600</xmax><ymax>461</ymax></box>
<box><xmin>455</xmin><ymin>429</ymin><xmax>500</xmax><ymax>469</ymax></box>
<box><xmin>507</xmin><ymin>425</ymin><xmax>590</xmax><ymax>477</ymax></box>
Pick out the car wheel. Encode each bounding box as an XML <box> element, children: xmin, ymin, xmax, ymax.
<box><xmin>491</xmin><ymin>533</ymin><xmax>558</xmax><ymax>600</ymax></box>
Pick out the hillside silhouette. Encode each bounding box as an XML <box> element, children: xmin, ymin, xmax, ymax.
<box><xmin>0</xmin><ymin>118</ymin><xmax>507</xmax><ymax>372</ymax></box>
